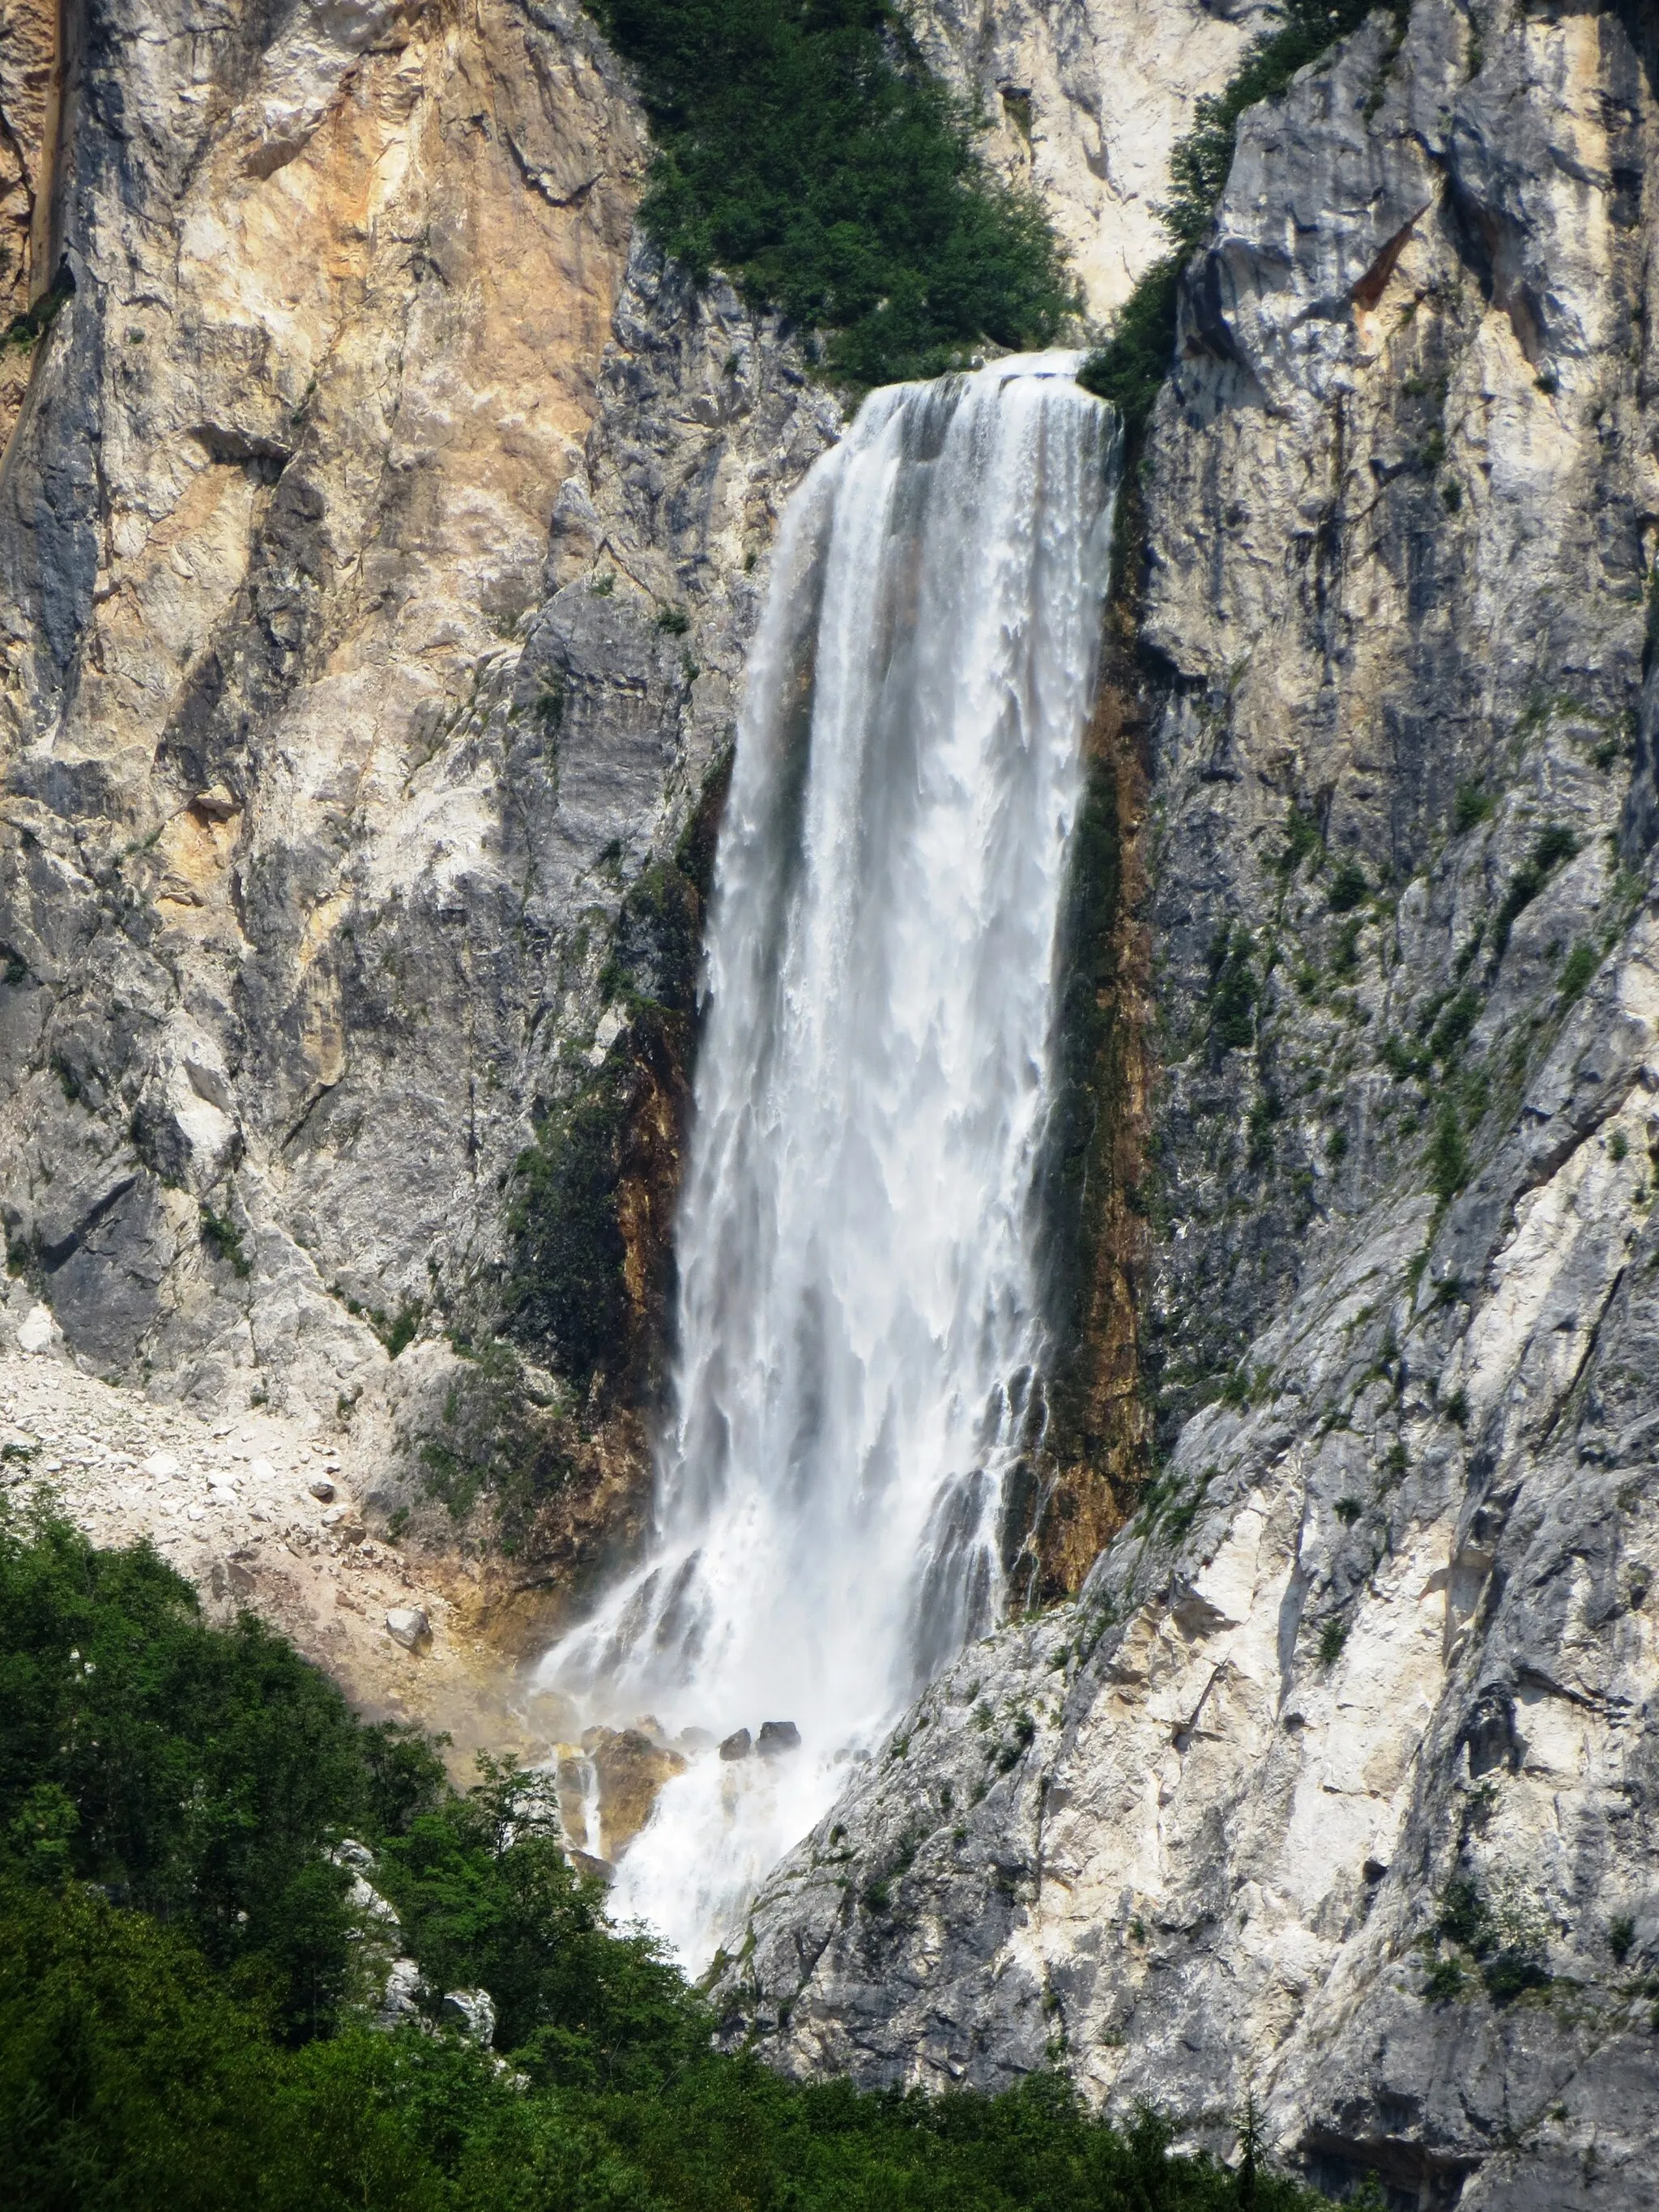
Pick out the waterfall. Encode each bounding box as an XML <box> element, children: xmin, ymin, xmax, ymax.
<box><xmin>540</xmin><ymin>355</ymin><xmax>1119</xmax><ymax>1967</ymax></box>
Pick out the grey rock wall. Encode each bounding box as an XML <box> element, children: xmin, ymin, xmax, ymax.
<box><xmin>0</xmin><ymin>0</ymin><xmax>834</xmax><ymax>1497</ymax></box>
<box><xmin>723</xmin><ymin>6</ymin><xmax>1659</xmax><ymax>2205</ymax></box>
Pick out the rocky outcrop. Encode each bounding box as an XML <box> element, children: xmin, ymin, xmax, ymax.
<box><xmin>722</xmin><ymin>4</ymin><xmax>1659</xmax><ymax>2203</ymax></box>
<box><xmin>911</xmin><ymin>0</ymin><xmax>1273</xmax><ymax>318</ymax></box>
<box><xmin>0</xmin><ymin>0</ymin><xmax>63</xmax><ymax>452</ymax></box>
<box><xmin>0</xmin><ymin>0</ymin><xmax>834</xmax><ymax>1601</ymax></box>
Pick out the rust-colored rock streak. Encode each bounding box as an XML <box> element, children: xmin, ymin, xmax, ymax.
<box><xmin>1034</xmin><ymin>592</ymin><xmax>1154</xmax><ymax>1596</ymax></box>
<box><xmin>0</xmin><ymin>0</ymin><xmax>62</xmax><ymax>454</ymax></box>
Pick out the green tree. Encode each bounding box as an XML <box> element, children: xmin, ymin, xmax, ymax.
<box><xmin>588</xmin><ymin>0</ymin><xmax>1078</xmax><ymax>386</ymax></box>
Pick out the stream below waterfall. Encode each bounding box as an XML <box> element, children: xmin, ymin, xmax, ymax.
<box><xmin>538</xmin><ymin>354</ymin><xmax>1120</xmax><ymax>1969</ymax></box>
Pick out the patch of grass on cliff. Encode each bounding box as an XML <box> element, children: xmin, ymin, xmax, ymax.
<box><xmin>0</xmin><ymin>1512</ymin><xmax>1341</xmax><ymax>2210</ymax></box>
<box><xmin>1079</xmin><ymin>0</ymin><xmax>1396</xmax><ymax>437</ymax></box>
<box><xmin>584</xmin><ymin>0</ymin><xmax>1077</xmax><ymax>385</ymax></box>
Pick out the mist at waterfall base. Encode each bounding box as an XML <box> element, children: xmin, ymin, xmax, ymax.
<box><xmin>539</xmin><ymin>356</ymin><xmax>1120</xmax><ymax>1969</ymax></box>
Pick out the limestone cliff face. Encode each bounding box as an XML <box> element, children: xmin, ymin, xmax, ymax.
<box><xmin>726</xmin><ymin>6</ymin><xmax>1659</xmax><ymax>2206</ymax></box>
<box><xmin>0</xmin><ymin>0</ymin><xmax>834</xmax><ymax>1599</ymax></box>
<box><xmin>912</xmin><ymin>0</ymin><xmax>1273</xmax><ymax>318</ymax></box>
<box><xmin>11</xmin><ymin>0</ymin><xmax>1659</xmax><ymax>2197</ymax></box>
<box><xmin>1</xmin><ymin>0</ymin><xmax>640</xmax><ymax>1401</ymax></box>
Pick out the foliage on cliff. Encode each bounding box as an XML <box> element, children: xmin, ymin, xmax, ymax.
<box><xmin>1079</xmin><ymin>0</ymin><xmax>1397</xmax><ymax>433</ymax></box>
<box><xmin>0</xmin><ymin>1512</ymin><xmax>1333</xmax><ymax>2210</ymax></box>
<box><xmin>586</xmin><ymin>0</ymin><xmax>1078</xmax><ymax>385</ymax></box>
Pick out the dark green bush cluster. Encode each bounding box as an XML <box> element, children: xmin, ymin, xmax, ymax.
<box><xmin>198</xmin><ymin>1203</ymin><xmax>251</xmax><ymax>1278</ymax></box>
<box><xmin>505</xmin><ymin>1060</ymin><xmax>636</xmax><ymax>1390</ymax></box>
<box><xmin>2</xmin><ymin>262</ymin><xmax>73</xmax><ymax>352</ymax></box>
<box><xmin>1428</xmin><ymin>1875</ymin><xmax>1550</xmax><ymax>2005</ymax></box>
<box><xmin>1079</xmin><ymin>0</ymin><xmax>1398</xmax><ymax>436</ymax></box>
<box><xmin>585</xmin><ymin>0</ymin><xmax>1078</xmax><ymax>386</ymax></box>
<box><xmin>1275</xmin><ymin>803</ymin><xmax>1324</xmax><ymax>880</ymax></box>
<box><xmin>1427</xmin><ymin>1100</ymin><xmax>1469</xmax><ymax>1206</ymax></box>
<box><xmin>0</xmin><ymin>1511</ymin><xmax>448</xmax><ymax>2040</ymax></box>
<box><xmin>0</xmin><ymin>1513</ymin><xmax>1334</xmax><ymax>2211</ymax></box>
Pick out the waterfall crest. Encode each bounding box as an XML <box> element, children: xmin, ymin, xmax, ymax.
<box><xmin>541</xmin><ymin>356</ymin><xmax>1119</xmax><ymax>1966</ymax></box>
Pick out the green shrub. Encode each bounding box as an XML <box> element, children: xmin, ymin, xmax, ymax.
<box><xmin>505</xmin><ymin>1066</ymin><xmax>633</xmax><ymax>1388</ymax></box>
<box><xmin>1</xmin><ymin>263</ymin><xmax>73</xmax><ymax>353</ymax></box>
<box><xmin>1207</xmin><ymin>923</ymin><xmax>1258</xmax><ymax>1051</ymax></box>
<box><xmin>1276</xmin><ymin>801</ymin><xmax>1324</xmax><ymax>880</ymax></box>
<box><xmin>1557</xmin><ymin>940</ymin><xmax>1597</xmax><ymax>1004</ymax></box>
<box><xmin>1422</xmin><ymin>1953</ymin><xmax>1471</xmax><ymax>2003</ymax></box>
<box><xmin>1482</xmin><ymin>1945</ymin><xmax>1550</xmax><ymax>2002</ymax></box>
<box><xmin>1329</xmin><ymin>916</ymin><xmax>1362</xmax><ymax>981</ymax></box>
<box><xmin>1326</xmin><ymin>856</ymin><xmax>1367</xmax><ymax>914</ymax></box>
<box><xmin>1317</xmin><ymin>1617</ymin><xmax>1348</xmax><ymax>1669</ymax></box>
<box><xmin>588</xmin><ymin>0</ymin><xmax>1077</xmax><ymax>387</ymax></box>
<box><xmin>1380</xmin><ymin>1031</ymin><xmax>1424</xmax><ymax>1081</ymax></box>
<box><xmin>1428</xmin><ymin>987</ymin><xmax>1479</xmax><ymax>1063</ymax></box>
<box><xmin>1428</xmin><ymin>1101</ymin><xmax>1469</xmax><ymax>1204</ymax></box>
<box><xmin>1075</xmin><ymin>257</ymin><xmax>1180</xmax><ymax>438</ymax></box>
<box><xmin>534</xmin><ymin>678</ymin><xmax>565</xmax><ymax>733</ymax></box>
<box><xmin>1437</xmin><ymin>1875</ymin><xmax>1493</xmax><ymax>1952</ymax></box>
<box><xmin>199</xmin><ymin>1204</ymin><xmax>251</xmax><ymax>1279</ymax></box>
<box><xmin>1490</xmin><ymin>822</ymin><xmax>1577</xmax><ymax>960</ymax></box>
<box><xmin>1452</xmin><ymin>782</ymin><xmax>1493</xmax><ymax>833</ymax></box>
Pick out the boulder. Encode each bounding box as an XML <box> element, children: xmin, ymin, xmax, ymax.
<box><xmin>582</xmin><ymin>1725</ymin><xmax>689</xmax><ymax>1856</ymax></box>
<box><xmin>16</xmin><ymin>1304</ymin><xmax>59</xmax><ymax>1356</ymax></box>
<box><xmin>441</xmin><ymin>1988</ymin><xmax>497</xmax><ymax>2045</ymax></box>
<box><xmin>308</xmin><ymin>1476</ymin><xmax>336</xmax><ymax>1501</ymax></box>
<box><xmin>385</xmin><ymin>1607</ymin><xmax>429</xmax><ymax>1650</ymax></box>
<box><xmin>756</xmin><ymin>1720</ymin><xmax>801</xmax><ymax>1758</ymax></box>
<box><xmin>374</xmin><ymin>1955</ymin><xmax>424</xmax><ymax>2030</ymax></box>
<box><xmin>719</xmin><ymin>1728</ymin><xmax>753</xmax><ymax>1762</ymax></box>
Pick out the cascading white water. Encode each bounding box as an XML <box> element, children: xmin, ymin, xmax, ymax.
<box><xmin>540</xmin><ymin>355</ymin><xmax>1119</xmax><ymax>1967</ymax></box>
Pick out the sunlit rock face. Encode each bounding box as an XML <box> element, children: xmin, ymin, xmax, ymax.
<box><xmin>910</xmin><ymin>0</ymin><xmax>1274</xmax><ymax>319</ymax></box>
<box><xmin>0</xmin><ymin>0</ymin><xmax>835</xmax><ymax>1521</ymax></box>
<box><xmin>723</xmin><ymin>4</ymin><xmax>1659</xmax><ymax>2203</ymax></box>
